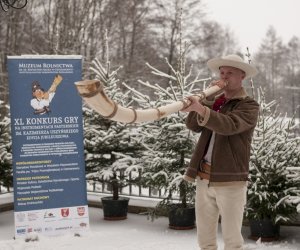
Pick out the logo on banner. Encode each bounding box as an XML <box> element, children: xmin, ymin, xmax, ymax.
<box><xmin>77</xmin><ymin>207</ymin><xmax>85</xmax><ymax>216</ymax></box>
<box><xmin>44</xmin><ymin>211</ymin><xmax>55</xmax><ymax>218</ymax></box>
<box><xmin>80</xmin><ymin>222</ymin><xmax>88</xmax><ymax>227</ymax></box>
<box><xmin>16</xmin><ymin>213</ymin><xmax>26</xmax><ymax>222</ymax></box>
<box><xmin>28</xmin><ymin>212</ymin><xmax>40</xmax><ymax>221</ymax></box>
<box><xmin>16</xmin><ymin>228</ymin><xmax>26</xmax><ymax>235</ymax></box>
<box><xmin>45</xmin><ymin>227</ymin><xmax>53</xmax><ymax>232</ymax></box>
<box><xmin>61</xmin><ymin>208</ymin><xmax>70</xmax><ymax>217</ymax></box>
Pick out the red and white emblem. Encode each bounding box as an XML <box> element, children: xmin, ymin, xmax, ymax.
<box><xmin>77</xmin><ymin>207</ymin><xmax>85</xmax><ymax>216</ymax></box>
<box><xmin>61</xmin><ymin>208</ymin><xmax>70</xmax><ymax>217</ymax></box>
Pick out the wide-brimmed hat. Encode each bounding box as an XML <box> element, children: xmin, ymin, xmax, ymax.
<box><xmin>32</xmin><ymin>81</ymin><xmax>42</xmax><ymax>92</ymax></box>
<box><xmin>207</xmin><ymin>54</ymin><xmax>258</xmax><ymax>79</ymax></box>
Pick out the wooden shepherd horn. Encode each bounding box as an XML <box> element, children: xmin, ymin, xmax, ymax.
<box><xmin>75</xmin><ymin>79</ymin><xmax>224</xmax><ymax>124</ymax></box>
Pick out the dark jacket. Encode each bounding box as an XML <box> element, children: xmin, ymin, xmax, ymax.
<box><xmin>183</xmin><ymin>88</ymin><xmax>259</xmax><ymax>183</ymax></box>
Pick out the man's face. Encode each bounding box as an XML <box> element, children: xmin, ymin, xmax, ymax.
<box><xmin>33</xmin><ymin>89</ymin><xmax>45</xmax><ymax>99</ymax></box>
<box><xmin>219</xmin><ymin>66</ymin><xmax>245</xmax><ymax>91</ymax></box>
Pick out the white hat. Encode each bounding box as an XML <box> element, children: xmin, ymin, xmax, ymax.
<box><xmin>207</xmin><ymin>54</ymin><xmax>258</xmax><ymax>79</ymax></box>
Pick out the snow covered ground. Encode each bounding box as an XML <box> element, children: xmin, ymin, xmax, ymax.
<box><xmin>0</xmin><ymin>206</ymin><xmax>300</xmax><ymax>250</ymax></box>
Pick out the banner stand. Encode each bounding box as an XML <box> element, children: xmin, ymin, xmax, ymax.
<box><xmin>7</xmin><ymin>55</ymin><xmax>89</xmax><ymax>237</ymax></box>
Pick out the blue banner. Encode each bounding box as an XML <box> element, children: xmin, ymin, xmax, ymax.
<box><xmin>7</xmin><ymin>55</ymin><xmax>89</xmax><ymax>237</ymax></box>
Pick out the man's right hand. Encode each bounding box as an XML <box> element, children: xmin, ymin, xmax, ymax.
<box><xmin>53</xmin><ymin>74</ymin><xmax>63</xmax><ymax>85</ymax></box>
<box><xmin>48</xmin><ymin>74</ymin><xmax>63</xmax><ymax>93</ymax></box>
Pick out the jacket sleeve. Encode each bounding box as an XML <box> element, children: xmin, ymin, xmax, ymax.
<box><xmin>185</xmin><ymin>98</ymin><xmax>214</xmax><ymax>133</ymax></box>
<box><xmin>204</xmin><ymin>98</ymin><xmax>259</xmax><ymax>136</ymax></box>
<box><xmin>185</xmin><ymin>111</ymin><xmax>202</xmax><ymax>133</ymax></box>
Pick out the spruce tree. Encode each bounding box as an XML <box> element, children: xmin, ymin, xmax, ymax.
<box><xmin>246</xmin><ymin>88</ymin><xmax>300</xmax><ymax>224</ymax></box>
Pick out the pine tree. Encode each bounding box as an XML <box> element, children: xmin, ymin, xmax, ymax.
<box><xmin>0</xmin><ymin>101</ymin><xmax>13</xmax><ymax>192</ymax></box>
<box><xmin>246</xmin><ymin>88</ymin><xmax>300</xmax><ymax>224</ymax></box>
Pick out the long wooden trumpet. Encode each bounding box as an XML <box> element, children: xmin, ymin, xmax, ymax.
<box><xmin>74</xmin><ymin>80</ymin><xmax>223</xmax><ymax>123</ymax></box>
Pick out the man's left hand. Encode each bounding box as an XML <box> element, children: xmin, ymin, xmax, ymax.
<box><xmin>181</xmin><ymin>95</ymin><xmax>206</xmax><ymax>117</ymax></box>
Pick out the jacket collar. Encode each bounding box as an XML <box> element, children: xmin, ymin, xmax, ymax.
<box><xmin>227</xmin><ymin>87</ymin><xmax>248</xmax><ymax>100</ymax></box>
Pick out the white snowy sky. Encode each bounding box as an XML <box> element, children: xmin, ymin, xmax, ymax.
<box><xmin>203</xmin><ymin>0</ymin><xmax>300</xmax><ymax>53</ymax></box>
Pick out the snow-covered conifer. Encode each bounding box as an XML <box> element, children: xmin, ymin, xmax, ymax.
<box><xmin>247</xmin><ymin>88</ymin><xmax>300</xmax><ymax>223</ymax></box>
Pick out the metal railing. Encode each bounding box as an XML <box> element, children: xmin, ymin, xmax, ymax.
<box><xmin>86</xmin><ymin>172</ymin><xmax>169</xmax><ymax>199</ymax></box>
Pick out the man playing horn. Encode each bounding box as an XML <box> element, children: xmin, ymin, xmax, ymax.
<box><xmin>30</xmin><ymin>74</ymin><xmax>63</xmax><ymax>115</ymax></box>
<box><xmin>182</xmin><ymin>54</ymin><xmax>259</xmax><ymax>250</ymax></box>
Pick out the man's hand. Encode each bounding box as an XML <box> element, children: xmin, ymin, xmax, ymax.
<box><xmin>48</xmin><ymin>74</ymin><xmax>63</xmax><ymax>93</ymax></box>
<box><xmin>43</xmin><ymin>92</ymin><xmax>49</xmax><ymax>99</ymax></box>
<box><xmin>181</xmin><ymin>95</ymin><xmax>206</xmax><ymax>117</ymax></box>
<box><xmin>53</xmin><ymin>74</ymin><xmax>63</xmax><ymax>85</ymax></box>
